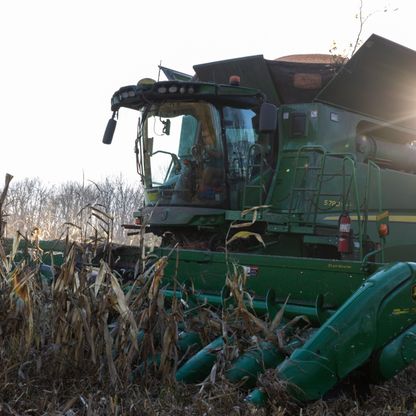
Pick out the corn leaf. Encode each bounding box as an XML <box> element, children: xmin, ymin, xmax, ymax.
<box><xmin>226</xmin><ymin>231</ymin><xmax>265</xmax><ymax>247</ymax></box>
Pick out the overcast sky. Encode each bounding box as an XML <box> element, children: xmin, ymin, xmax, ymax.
<box><xmin>1</xmin><ymin>0</ymin><xmax>414</xmax><ymax>186</ymax></box>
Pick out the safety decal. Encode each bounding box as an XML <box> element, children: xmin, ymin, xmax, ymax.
<box><xmin>242</xmin><ymin>265</ymin><xmax>259</xmax><ymax>278</ymax></box>
<box><xmin>412</xmin><ymin>284</ymin><xmax>416</xmax><ymax>302</ymax></box>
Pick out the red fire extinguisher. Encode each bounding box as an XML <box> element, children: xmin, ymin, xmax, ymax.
<box><xmin>338</xmin><ymin>211</ymin><xmax>352</xmax><ymax>254</ymax></box>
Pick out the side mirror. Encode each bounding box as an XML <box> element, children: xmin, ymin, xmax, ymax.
<box><xmin>259</xmin><ymin>102</ymin><xmax>278</xmax><ymax>132</ymax></box>
<box><xmin>103</xmin><ymin>116</ymin><xmax>117</xmax><ymax>145</ymax></box>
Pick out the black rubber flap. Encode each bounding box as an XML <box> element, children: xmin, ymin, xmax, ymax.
<box><xmin>315</xmin><ymin>34</ymin><xmax>416</xmax><ymax>131</ymax></box>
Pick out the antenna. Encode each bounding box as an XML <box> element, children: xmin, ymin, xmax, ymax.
<box><xmin>157</xmin><ymin>60</ymin><xmax>162</xmax><ymax>81</ymax></box>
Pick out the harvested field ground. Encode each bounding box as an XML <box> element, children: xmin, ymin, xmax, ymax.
<box><xmin>1</xmin><ymin>366</ymin><xmax>416</xmax><ymax>415</ymax></box>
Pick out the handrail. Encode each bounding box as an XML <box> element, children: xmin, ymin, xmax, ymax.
<box><xmin>361</xmin><ymin>247</ymin><xmax>383</xmax><ymax>271</ymax></box>
<box><xmin>342</xmin><ymin>156</ymin><xmax>363</xmax><ymax>259</ymax></box>
<box><xmin>364</xmin><ymin>161</ymin><xmax>384</xmax><ymax>262</ymax></box>
<box><xmin>242</xmin><ymin>143</ymin><xmax>265</xmax><ymax>208</ymax></box>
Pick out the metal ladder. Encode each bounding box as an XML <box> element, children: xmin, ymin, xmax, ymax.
<box><xmin>286</xmin><ymin>147</ymin><xmax>363</xmax><ymax>251</ymax></box>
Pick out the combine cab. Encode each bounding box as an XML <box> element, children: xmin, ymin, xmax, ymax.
<box><xmin>102</xmin><ymin>34</ymin><xmax>416</xmax><ymax>403</ymax></box>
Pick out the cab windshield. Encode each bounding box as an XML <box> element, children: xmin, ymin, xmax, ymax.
<box><xmin>141</xmin><ymin>102</ymin><xmax>225</xmax><ymax>207</ymax></box>
<box><xmin>140</xmin><ymin>101</ymin><xmax>268</xmax><ymax>209</ymax></box>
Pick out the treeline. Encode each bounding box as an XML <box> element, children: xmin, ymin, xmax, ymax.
<box><xmin>2</xmin><ymin>175</ymin><xmax>143</xmax><ymax>243</ymax></box>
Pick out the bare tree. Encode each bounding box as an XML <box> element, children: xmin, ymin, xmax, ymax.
<box><xmin>0</xmin><ymin>173</ymin><xmax>13</xmax><ymax>238</ymax></box>
<box><xmin>330</xmin><ymin>0</ymin><xmax>398</xmax><ymax>60</ymax></box>
<box><xmin>4</xmin><ymin>176</ymin><xmax>144</xmax><ymax>243</ymax></box>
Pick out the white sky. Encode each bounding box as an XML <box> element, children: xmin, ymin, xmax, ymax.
<box><xmin>1</xmin><ymin>0</ymin><xmax>414</xmax><ymax>186</ymax></box>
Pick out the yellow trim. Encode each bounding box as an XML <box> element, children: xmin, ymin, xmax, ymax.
<box><xmin>323</xmin><ymin>215</ymin><xmax>416</xmax><ymax>223</ymax></box>
<box><xmin>392</xmin><ymin>307</ymin><xmax>416</xmax><ymax>315</ymax></box>
<box><xmin>145</xmin><ymin>189</ymin><xmax>159</xmax><ymax>202</ymax></box>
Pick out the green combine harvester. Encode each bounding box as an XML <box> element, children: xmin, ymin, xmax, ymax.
<box><xmin>102</xmin><ymin>34</ymin><xmax>416</xmax><ymax>403</ymax></box>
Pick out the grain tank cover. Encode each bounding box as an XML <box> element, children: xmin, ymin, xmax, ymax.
<box><xmin>194</xmin><ymin>55</ymin><xmax>339</xmax><ymax>106</ymax></box>
<box><xmin>315</xmin><ymin>34</ymin><xmax>416</xmax><ymax>131</ymax></box>
<box><xmin>194</xmin><ymin>55</ymin><xmax>281</xmax><ymax>105</ymax></box>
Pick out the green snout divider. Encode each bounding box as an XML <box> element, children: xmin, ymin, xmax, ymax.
<box><xmin>269</xmin><ymin>262</ymin><xmax>416</xmax><ymax>401</ymax></box>
<box><xmin>176</xmin><ymin>337</ymin><xmax>230</xmax><ymax>383</ymax></box>
<box><xmin>374</xmin><ymin>323</ymin><xmax>416</xmax><ymax>380</ymax></box>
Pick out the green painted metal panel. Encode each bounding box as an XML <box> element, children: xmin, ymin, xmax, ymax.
<box><xmin>157</xmin><ymin>248</ymin><xmax>372</xmax><ymax>312</ymax></box>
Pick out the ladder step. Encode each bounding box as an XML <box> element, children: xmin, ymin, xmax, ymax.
<box><xmin>245</xmin><ymin>185</ymin><xmax>264</xmax><ymax>190</ymax></box>
<box><xmin>295</xmin><ymin>166</ymin><xmax>322</xmax><ymax>170</ymax></box>
<box><xmin>317</xmin><ymin>193</ymin><xmax>345</xmax><ymax>197</ymax></box>
<box><xmin>318</xmin><ymin>173</ymin><xmax>352</xmax><ymax>177</ymax></box>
